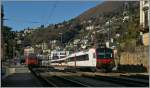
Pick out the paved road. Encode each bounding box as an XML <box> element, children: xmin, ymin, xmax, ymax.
<box><xmin>2</xmin><ymin>73</ymin><xmax>43</xmax><ymax>87</ymax></box>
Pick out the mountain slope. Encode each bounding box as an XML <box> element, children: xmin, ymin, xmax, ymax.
<box><xmin>77</xmin><ymin>1</ymin><xmax>138</xmax><ymax>20</ymax></box>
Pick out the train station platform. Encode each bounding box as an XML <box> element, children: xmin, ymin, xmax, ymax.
<box><xmin>1</xmin><ymin>65</ymin><xmax>44</xmax><ymax>87</ymax></box>
<box><xmin>1</xmin><ymin>73</ymin><xmax>43</xmax><ymax>87</ymax></box>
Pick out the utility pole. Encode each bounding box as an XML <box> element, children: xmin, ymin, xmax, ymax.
<box><xmin>1</xmin><ymin>5</ymin><xmax>8</xmax><ymax>61</ymax></box>
<box><xmin>1</xmin><ymin>5</ymin><xmax>4</xmax><ymax>61</ymax></box>
<box><xmin>59</xmin><ymin>33</ymin><xmax>63</xmax><ymax>49</ymax></box>
<box><xmin>106</xmin><ymin>19</ymin><xmax>111</xmax><ymax>48</ymax></box>
<box><xmin>108</xmin><ymin>20</ymin><xmax>111</xmax><ymax>42</ymax></box>
<box><xmin>74</xmin><ymin>44</ymin><xmax>76</xmax><ymax>70</ymax></box>
<box><xmin>59</xmin><ymin>33</ymin><xmax>62</xmax><ymax>43</ymax></box>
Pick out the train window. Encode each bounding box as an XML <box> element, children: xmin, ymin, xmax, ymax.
<box><xmin>96</xmin><ymin>48</ymin><xmax>113</xmax><ymax>59</ymax></box>
<box><xmin>97</xmin><ymin>53</ymin><xmax>105</xmax><ymax>58</ymax></box>
<box><xmin>97</xmin><ymin>53</ymin><xmax>113</xmax><ymax>59</ymax></box>
<box><xmin>105</xmin><ymin>49</ymin><xmax>112</xmax><ymax>53</ymax></box>
<box><xmin>76</xmin><ymin>54</ymin><xmax>89</xmax><ymax>61</ymax></box>
<box><xmin>96</xmin><ymin>48</ymin><xmax>104</xmax><ymax>52</ymax></box>
<box><xmin>105</xmin><ymin>53</ymin><xmax>112</xmax><ymax>58</ymax></box>
<box><xmin>67</xmin><ymin>54</ymin><xmax>89</xmax><ymax>62</ymax></box>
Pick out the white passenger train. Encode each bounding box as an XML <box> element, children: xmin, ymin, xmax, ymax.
<box><xmin>50</xmin><ymin>57</ymin><xmax>67</xmax><ymax>66</ymax></box>
<box><xmin>66</xmin><ymin>48</ymin><xmax>96</xmax><ymax>68</ymax></box>
<box><xmin>50</xmin><ymin>48</ymin><xmax>115</xmax><ymax>71</ymax></box>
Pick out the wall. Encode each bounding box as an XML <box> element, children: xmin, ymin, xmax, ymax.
<box><xmin>119</xmin><ymin>46</ymin><xmax>149</xmax><ymax>72</ymax></box>
<box><xmin>142</xmin><ymin>33</ymin><xmax>149</xmax><ymax>46</ymax></box>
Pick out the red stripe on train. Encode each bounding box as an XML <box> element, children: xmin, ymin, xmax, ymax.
<box><xmin>97</xmin><ymin>59</ymin><xmax>112</xmax><ymax>64</ymax></box>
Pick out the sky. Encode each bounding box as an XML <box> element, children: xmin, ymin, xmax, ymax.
<box><xmin>3</xmin><ymin>1</ymin><xmax>103</xmax><ymax>31</ymax></box>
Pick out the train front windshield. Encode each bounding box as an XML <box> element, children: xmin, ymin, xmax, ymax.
<box><xmin>96</xmin><ymin>48</ymin><xmax>113</xmax><ymax>59</ymax></box>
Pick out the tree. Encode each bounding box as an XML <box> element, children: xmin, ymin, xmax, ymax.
<box><xmin>2</xmin><ymin>26</ymin><xmax>15</xmax><ymax>60</ymax></box>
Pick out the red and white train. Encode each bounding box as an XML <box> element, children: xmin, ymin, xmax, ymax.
<box><xmin>50</xmin><ymin>48</ymin><xmax>115</xmax><ymax>71</ymax></box>
<box><xmin>24</xmin><ymin>47</ymin><xmax>39</xmax><ymax>66</ymax></box>
<box><xmin>25</xmin><ymin>54</ymin><xmax>38</xmax><ymax>66</ymax></box>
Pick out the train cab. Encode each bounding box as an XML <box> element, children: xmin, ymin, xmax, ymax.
<box><xmin>95</xmin><ymin>48</ymin><xmax>115</xmax><ymax>70</ymax></box>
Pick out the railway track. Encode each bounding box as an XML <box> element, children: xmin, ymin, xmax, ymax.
<box><xmin>30</xmin><ymin>67</ymin><xmax>89</xmax><ymax>87</ymax></box>
<box><xmin>63</xmin><ymin>76</ymin><xmax>121</xmax><ymax>87</ymax></box>
<box><xmin>40</xmin><ymin>76</ymin><xmax>89</xmax><ymax>87</ymax></box>
<box><xmin>30</xmin><ymin>67</ymin><xmax>149</xmax><ymax>87</ymax></box>
<box><xmin>84</xmin><ymin>75</ymin><xmax>149</xmax><ymax>87</ymax></box>
<box><xmin>120</xmin><ymin>74</ymin><xmax>149</xmax><ymax>80</ymax></box>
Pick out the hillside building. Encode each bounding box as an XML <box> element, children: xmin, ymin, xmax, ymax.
<box><xmin>140</xmin><ymin>0</ymin><xmax>149</xmax><ymax>29</ymax></box>
<box><xmin>86</xmin><ymin>25</ymin><xmax>94</xmax><ymax>30</ymax></box>
<box><xmin>140</xmin><ymin>0</ymin><xmax>149</xmax><ymax>46</ymax></box>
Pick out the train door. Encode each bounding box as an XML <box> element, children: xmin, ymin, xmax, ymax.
<box><xmin>89</xmin><ymin>49</ymin><xmax>96</xmax><ymax>66</ymax></box>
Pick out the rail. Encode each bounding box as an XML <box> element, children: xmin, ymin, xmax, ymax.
<box><xmin>84</xmin><ymin>75</ymin><xmax>149</xmax><ymax>87</ymax></box>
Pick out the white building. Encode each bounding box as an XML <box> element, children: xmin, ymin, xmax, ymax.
<box><xmin>73</xmin><ymin>39</ymin><xmax>80</xmax><ymax>44</ymax></box>
<box><xmin>86</xmin><ymin>25</ymin><xmax>94</xmax><ymax>30</ymax></box>
<box><xmin>140</xmin><ymin>0</ymin><xmax>149</xmax><ymax>28</ymax></box>
<box><xmin>49</xmin><ymin>50</ymin><xmax>70</xmax><ymax>60</ymax></box>
<box><xmin>41</xmin><ymin>42</ymin><xmax>48</xmax><ymax>50</ymax></box>
<box><xmin>35</xmin><ymin>42</ymin><xmax>48</xmax><ymax>50</ymax></box>
<box><xmin>24</xmin><ymin>29</ymin><xmax>32</xmax><ymax>34</ymax></box>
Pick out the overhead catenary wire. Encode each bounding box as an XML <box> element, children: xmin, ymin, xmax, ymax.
<box><xmin>45</xmin><ymin>1</ymin><xmax>58</xmax><ymax>26</ymax></box>
<box><xmin>44</xmin><ymin>1</ymin><xmax>92</xmax><ymax>26</ymax></box>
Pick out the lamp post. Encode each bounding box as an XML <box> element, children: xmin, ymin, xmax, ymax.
<box><xmin>59</xmin><ymin>33</ymin><xmax>62</xmax><ymax>44</ymax></box>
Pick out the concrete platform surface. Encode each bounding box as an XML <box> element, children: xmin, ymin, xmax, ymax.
<box><xmin>2</xmin><ymin>73</ymin><xmax>43</xmax><ymax>87</ymax></box>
